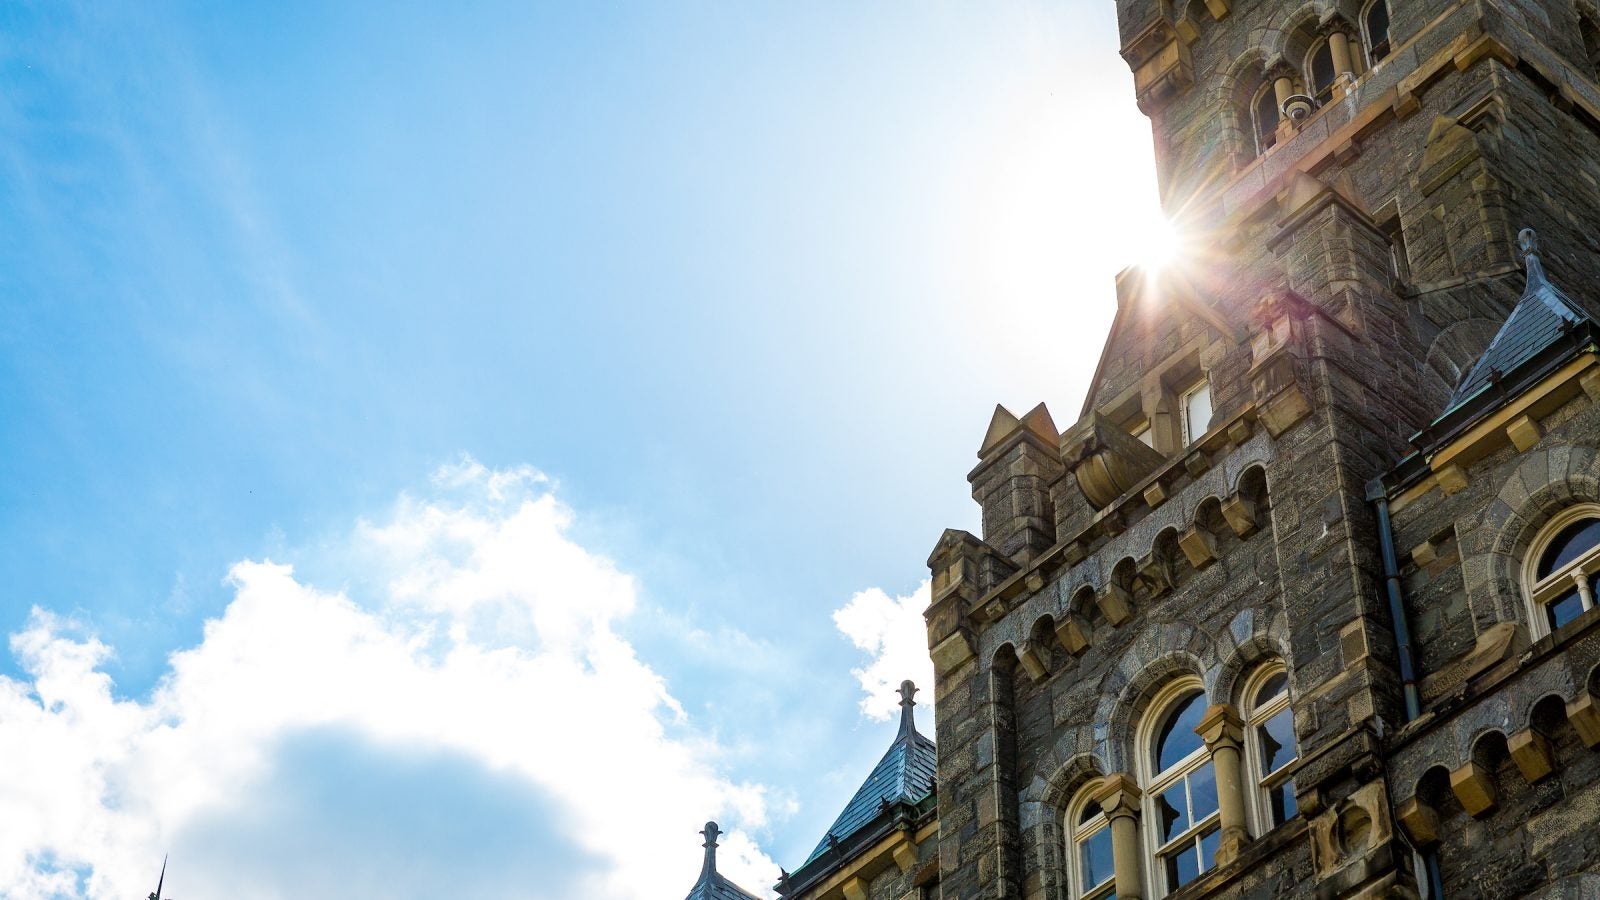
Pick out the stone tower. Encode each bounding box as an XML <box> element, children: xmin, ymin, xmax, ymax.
<box><xmin>687</xmin><ymin>0</ymin><xmax>1600</xmax><ymax>896</ymax></box>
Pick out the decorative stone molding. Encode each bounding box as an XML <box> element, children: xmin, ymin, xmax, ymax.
<box><xmin>1120</xmin><ymin>18</ymin><xmax>1193</xmax><ymax>115</ymax></box>
<box><xmin>1395</xmin><ymin>796</ymin><xmax>1439</xmax><ymax>846</ymax></box>
<box><xmin>1062</xmin><ymin>413</ymin><xmax>1169</xmax><ymax>510</ymax></box>
<box><xmin>1448</xmin><ymin>761</ymin><xmax>1496</xmax><ymax>817</ymax></box>
<box><xmin>1248</xmin><ymin>293</ymin><xmax>1315</xmax><ymax>438</ymax></box>
<box><xmin>1508</xmin><ymin>727</ymin><xmax>1554</xmax><ymax>783</ymax></box>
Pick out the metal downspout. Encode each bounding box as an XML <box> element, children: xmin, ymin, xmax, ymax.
<box><xmin>1367</xmin><ymin>477</ymin><xmax>1440</xmax><ymax>895</ymax></box>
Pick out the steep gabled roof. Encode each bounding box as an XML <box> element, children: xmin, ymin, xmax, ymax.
<box><xmin>684</xmin><ymin>822</ymin><xmax>764</xmax><ymax>900</ymax></box>
<box><xmin>1446</xmin><ymin>229</ymin><xmax>1593</xmax><ymax>412</ymax></box>
<box><xmin>783</xmin><ymin>681</ymin><xmax>937</xmax><ymax>889</ymax></box>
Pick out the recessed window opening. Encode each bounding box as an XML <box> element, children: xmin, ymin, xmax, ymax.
<box><xmin>1363</xmin><ymin>0</ymin><xmax>1391</xmax><ymax>64</ymax></box>
<box><xmin>1307</xmin><ymin>42</ymin><xmax>1337</xmax><ymax>104</ymax></box>
<box><xmin>1252</xmin><ymin>83</ymin><xmax>1280</xmax><ymax>156</ymax></box>
<box><xmin>1181</xmin><ymin>378</ymin><xmax>1213</xmax><ymax>445</ymax></box>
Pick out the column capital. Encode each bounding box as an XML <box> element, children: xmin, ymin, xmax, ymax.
<box><xmin>1196</xmin><ymin>702</ymin><xmax>1245</xmax><ymax>751</ymax></box>
<box><xmin>1093</xmin><ymin>772</ymin><xmax>1143</xmax><ymax>819</ymax></box>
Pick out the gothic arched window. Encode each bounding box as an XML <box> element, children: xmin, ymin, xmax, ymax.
<box><xmin>1306</xmin><ymin>41</ymin><xmax>1337</xmax><ymax>104</ymax></box>
<box><xmin>1524</xmin><ymin>506</ymin><xmax>1600</xmax><ymax>637</ymax></box>
<box><xmin>1242</xmin><ymin>664</ymin><xmax>1298</xmax><ymax>832</ymax></box>
<box><xmin>1141</xmin><ymin>680</ymin><xmax>1219</xmax><ymax>896</ymax></box>
<box><xmin>1363</xmin><ymin>0</ymin><xmax>1392</xmax><ymax>64</ymax></box>
<box><xmin>1067</xmin><ymin>784</ymin><xmax>1116</xmax><ymax>899</ymax></box>
<box><xmin>1252</xmin><ymin>83</ymin><xmax>1280</xmax><ymax>156</ymax></box>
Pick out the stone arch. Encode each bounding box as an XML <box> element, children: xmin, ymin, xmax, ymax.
<box><xmin>1214</xmin><ymin>625</ymin><xmax>1294</xmax><ymax>704</ymax></box>
<box><xmin>1411</xmin><ymin>763</ymin><xmax>1456</xmax><ymax>815</ymax></box>
<box><xmin>1265</xmin><ymin>3</ymin><xmax>1327</xmax><ymax>62</ymax></box>
<box><xmin>1235</xmin><ymin>463</ymin><xmax>1271</xmax><ymax>508</ymax></box>
<box><xmin>1028</xmin><ymin>751</ymin><xmax>1109</xmax><ymax>900</ymax></box>
<box><xmin>1478</xmin><ymin>447</ymin><xmax>1600</xmax><ymax>623</ymax></box>
<box><xmin>1096</xmin><ymin>625</ymin><xmax>1221</xmax><ymax>771</ymax></box>
<box><xmin>1527</xmin><ymin>692</ymin><xmax>1571</xmax><ymax>744</ymax></box>
<box><xmin>1421</xmin><ymin>318</ymin><xmax>1501</xmax><ymax>408</ymax></box>
<box><xmin>1216</xmin><ymin>48</ymin><xmax>1275</xmax><ymax>163</ymax></box>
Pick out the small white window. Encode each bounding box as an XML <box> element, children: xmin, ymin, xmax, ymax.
<box><xmin>1523</xmin><ymin>505</ymin><xmax>1600</xmax><ymax>638</ymax></box>
<box><xmin>1242</xmin><ymin>665</ymin><xmax>1298</xmax><ymax>833</ymax></box>
<box><xmin>1132</xmin><ymin>420</ymin><xmax>1155</xmax><ymax>449</ymax></box>
<box><xmin>1067</xmin><ymin>786</ymin><xmax>1116</xmax><ymax>899</ymax></box>
<box><xmin>1181</xmin><ymin>379</ymin><xmax>1213</xmax><ymax>445</ymax></box>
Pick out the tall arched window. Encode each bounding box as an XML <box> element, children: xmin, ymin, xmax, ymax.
<box><xmin>1524</xmin><ymin>505</ymin><xmax>1600</xmax><ymax>637</ymax></box>
<box><xmin>1363</xmin><ymin>0</ymin><xmax>1391</xmax><ymax>64</ymax></box>
<box><xmin>1306</xmin><ymin>41</ymin><xmax>1337</xmax><ymax>104</ymax></box>
<box><xmin>1141</xmin><ymin>680</ymin><xmax>1219</xmax><ymax>896</ymax></box>
<box><xmin>1067</xmin><ymin>785</ymin><xmax>1116</xmax><ymax>899</ymax></box>
<box><xmin>1581</xmin><ymin>15</ymin><xmax>1600</xmax><ymax>80</ymax></box>
<box><xmin>1252</xmin><ymin>83</ymin><xmax>1280</xmax><ymax>156</ymax></box>
<box><xmin>1242</xmin><ymin>664</ymin><xmax>1298</xmax><ymax>833</ymax></box>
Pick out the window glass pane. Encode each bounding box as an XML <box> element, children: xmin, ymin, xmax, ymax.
<box><xmin>1267</xmin><ymin>778</ymin><xmax>1297</xmax><ymax>825</ymax></box>
<box><xmin>1252</xmin><ymin>672</ymin><xmax>1287</xmax><ymax>711</ymax></box>
<box><xmin>1156</xmin><ymin>690</ymin><xmax>1206</xmax><ymax>770</ymax></box>
<box><xmin>1366</xmin><ymin>0</ymin><xmax>1391</xmax><ymax>60</ymax></box>
<box><xmin>1166</xmin><ymin>841</ymin><xmax>1201</xmax><ymax>890</ymax></box>
<box><xmin>1254</xmin><ymin>90</ymin><xmax>1279</xmax><ymax>152</ymax></box>
<box><xmin>1310</xmin><ymin>44</ymin><xmax>1335</xmax><ymax>99</ymax></box>
<box><xmin>1081</xmin><ymin>827</ymin><xmax>1115</xmax><ymax>891</ymax></box>
<box><xmin>1548</xmin><ymin>589</ymin><xmax>1585</xmax><ymax>630</ymax></box>
<box><xmin>1199</xmin><ymin>827</ymin><xmax>1220</xmax><ymax>873</ymax></box>
<box><xmin>1258</xmin><ymin>706</ymin><xmax>1296</xmax><ymax>774</ymax></box>
<box><xmin>1080</xmin><ymin>801</ymin><xmax>1100</xmax><ymax>826</ymax></box>
<box><xmin>1538</xmin><ymin>518</ymin><xmax>1600</xmax><ymax>578</ymax></box>
<box><xmin>1184</xmin><ymin>382</ymin><xmax>1212</xmax><ymax>444</ymax></box>
<box><xmin>1158</xmin><ymin>783</ymin><xmax>1188</xmax><ymax>842</ymax></box>
<box><xmin>1189</xmin><ymin>764</ymin><xmax>1219</xmax><ymax>821</ymax></box>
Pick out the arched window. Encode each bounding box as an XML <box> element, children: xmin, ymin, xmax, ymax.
<box><xmin>1067</xmin><ymin>785</ymin><xmax>1116</xmax><ymax>899</ymax></box>
<box><xmin>1242</xmin><ymin>664</ymin><xmax>1298</xmax><ymax>833</ymax></box>
<box><xmin>1306</xmin><ymin>41</ymin><xmax>1337</xmax><ymax>104</ymax></box>
<box><xmin>1252</xmin><ymin>83</ymin><xmax>1280</xmax><ymax>156</ymax></box>
<box><xmin>1524</xmin><ymin>505</ymin><xmax>1600</xmax><ymax>637</ymax></box>
<box><xmin>1140</xmin><ymin>680</ymin><xmax>1219</xmax><ymax>896</ymax></box>
<box><xmin>1581</xmin><ymin>15</ymin><xmax>1600</xmax><ymax>80</ymax></box>
<box><xmin>1363</xmin><ymin>0</ymin><xmax>1391</xmax><ymax>64</ymax></box>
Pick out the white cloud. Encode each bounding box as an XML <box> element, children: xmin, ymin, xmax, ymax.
<box><xmin>0</xmin><ymin>457</ymin><xmax>777</xmax><ymax>899</ymax></box>
<box><xmin>831</xmin><ymin>581</ymin><xmax>935</xmax><ymax>722</ymax></box>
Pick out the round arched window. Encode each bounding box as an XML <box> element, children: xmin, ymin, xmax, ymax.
<box><xmin>1141</xmin><ymin>681</ymin><xmax>1219</xmax><ymax>895</ymax></box>
<box><xmin>1363</xmin><ymin>0</ymin><xmax>1391</xmax><ymax>64</ymax></box>
<box><xmin>1306</xmin><ymin>41</ymin><xmax>1336</xmax><ymax>104</ymax></box>
<box><xmin>1066</xmin><ymin>785</ymin><xmax>1116</xmax><ymax>899</ymax></box>
<box><xmin>1242</xmin><ymin>664</ymin><xmax>1298</xmax><ymax>832</ymax></box>
<box><xmin>1252</xmin><ymin>83</ymin><xmax>1280</xmax><ymax>156</ymax></box>
<box><xmin>1525</xmin><ymin>506</ymin><xmax>1600</xmax><ymax>636</ymax></box>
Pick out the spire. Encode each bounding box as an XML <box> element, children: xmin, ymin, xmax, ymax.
<box><xmin>1444</xmin><ymin>227</ymin><xmax>1593</xmax><ymax>411</ymax></box>
<box><xmin>897</xmin><ymin>680</ymin><xmax>918</xmax><ymax>739</ymax></box>
<box><xmin>699</xmin><ymin>821</ymin><xmax>722</xmax><ymax>881</ymax></box>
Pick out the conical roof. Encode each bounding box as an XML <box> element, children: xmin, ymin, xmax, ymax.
<box><xmin>683</xmin><ymin>822</ymin><xmax>763</xmax><ymax>900</ymax></box>
<box><xmin>1446</xmin><ymin>228</ymin><xmax>1593</xmax><ymax>412</ymax></box>
<box><xmin>796</xmin><ymin>681</ymin><xmax>937</xmax><ymax>870</ymax></box>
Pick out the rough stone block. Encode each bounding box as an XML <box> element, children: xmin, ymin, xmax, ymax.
<box><xmin>1397</xmin><ymin>796</ymin><xmax>1440</xmax><ymax>846</ymax></box>
<box><xmin>1450</xmin><ymin>761</ymin><xmax>1497</xmax><ymax>817</ymax></box>
<box><xmin>1221</xmin><ymin>494</ymin><xmax>1259</xmax><ymax>537</ymax></box>
<box><xmin>1509</xmin><ymin>728</ymin><xmax>1555</xmax><ymax>784</ymax></box>
<box><xmin>1568</xmin><ymin>693</ymin><xmax>1600</xmax><ymax>749</ymax></box>
<box><xmin>1097</xmin><ymin>585</ymin><xmax>1134</xmax><ymax>627</ymax></box>
<box><xmin>1017</xmin><ymin>642</ymin><xmax>1050</xmax><ymax>683</ymax></box>
<box><xmin>1506</xmin><ymin>414</ymin><xmax>1542</xmax><ymax>452</ymax></box>
<box><xmin>1437</xmin><ymin>464</ymin><xmax>1469</xmax><ymax>495</ymax></box>
<box><xmin>1179</xmin><ymin>525</ymin><xmax>1219</xmax><ymax>568</ymax></box>
<box><xmin>1055</xmin><ymin>614</ymin><xmax>1092</xmax><ymax>656</ymax></box>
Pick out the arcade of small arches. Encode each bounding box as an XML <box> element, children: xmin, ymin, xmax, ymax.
<box><xmin>1233</xmin><ymin>0</ymin><xmax>1393</xmax><ymax>158</ymax></box>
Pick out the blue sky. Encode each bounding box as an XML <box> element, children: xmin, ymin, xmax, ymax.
<box><xmin>0</xmin><ymin>2</ymin><xmax>1158</xmax><ymax>897</ymax></box>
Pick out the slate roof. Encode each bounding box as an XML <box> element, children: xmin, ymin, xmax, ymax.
<box><xmin>683</xmin><ymin>822</ymin><xmax>764</xmax><ymax>900</ymax></box>
<box><xmin>796</xmin><ymin>681</ymin><xmax>937</xmax><ymax>870</ymax></box>
<box><xmin>1446</xmin><ymin>229</ymin><xmax>1593</xmax><ymax>412</ymax></box>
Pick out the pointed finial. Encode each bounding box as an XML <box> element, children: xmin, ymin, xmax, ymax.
<box><xmin>698</xmin><ymin>821</ymin><xmax>722</xmax><ymax>880</ymax></box>
<box><xmin>1520</xmin><ymin>227</ymin><xmax>1551</xmax><ymax>290</ymax></box>
<box><xmin>898</xmin><ymin>680</ymin><xmax>918</xmax><ymax>737</ymax></box>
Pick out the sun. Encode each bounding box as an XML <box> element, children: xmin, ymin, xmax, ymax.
<box><xmin>1139</xmin><ymin>215</ymin><xmax>1184</xmax><ymax>273</ymax></box>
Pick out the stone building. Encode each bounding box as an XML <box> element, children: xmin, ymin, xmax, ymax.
<box><xmin>680</xmin><ymin>0</ymin><xmax>1600</xmax><ymax>892</ymax></box>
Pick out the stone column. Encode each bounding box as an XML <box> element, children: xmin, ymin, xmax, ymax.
<box><xmin>1197</xmin><ymin>703</ymin><xmax>1251</xmax><ymax>866</ymax></box>
<box><xmin>1328</xmin><ymin>31</ymin><xmax>1355</xmax><ymax>98</ymax></box>
<box><xmin>1094</xmin><ymin>773</ymin><xmax>1145</xmax><ymax>900</ymax></box>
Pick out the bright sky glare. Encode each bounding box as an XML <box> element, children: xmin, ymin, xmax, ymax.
<box><xmin>0</xmin><ymin>2</ymin><xmax>1162</xmax><ymax>897</ymax></box>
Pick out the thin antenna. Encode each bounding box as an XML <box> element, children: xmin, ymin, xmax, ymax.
<box><xmin>149</xmin><ymin>854</ymin><xmax>167</xmax><ymax>900</ymax></box>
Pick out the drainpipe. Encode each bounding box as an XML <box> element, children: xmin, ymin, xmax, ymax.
<box><xmin>1367</xmin><ymin>477</ymin><xmax>1421</xmax><ymax>720</ymax></box>
<box><xmin>1367</xmin><ymin>477</ymin><xmax>1440</xmax><ymax>896</ymax></box>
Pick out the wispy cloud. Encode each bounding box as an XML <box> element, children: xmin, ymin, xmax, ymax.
<box><xmin>0</xmin><ymin>457</ymin><xmax>777</xmax><ymax>899</ymax></box>
<box><xmin>832</xmin><ymin>580</ymin><xmax>935</xmax><ymax>722</ymax></box>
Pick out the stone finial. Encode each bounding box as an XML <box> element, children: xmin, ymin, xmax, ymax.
<box><xmin>699</xmin><ymin>821</ymin><xmax>722</xmax><ymax>879</ymax></box>
<box><xmin>1520</xmin><ymin>227</ymin><xmax>1551</xmax><ymax>290</ymax></box>
<box><xmin>898</xmin><ymin>680</ymin><xmax>919</xmax><ymax>737</ymax></box>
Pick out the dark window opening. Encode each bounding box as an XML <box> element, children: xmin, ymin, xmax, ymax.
<box><xmin>1365</xmin><ymin>0</ymin><xmax>1391</xmax><ymax>63</ymax></box>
